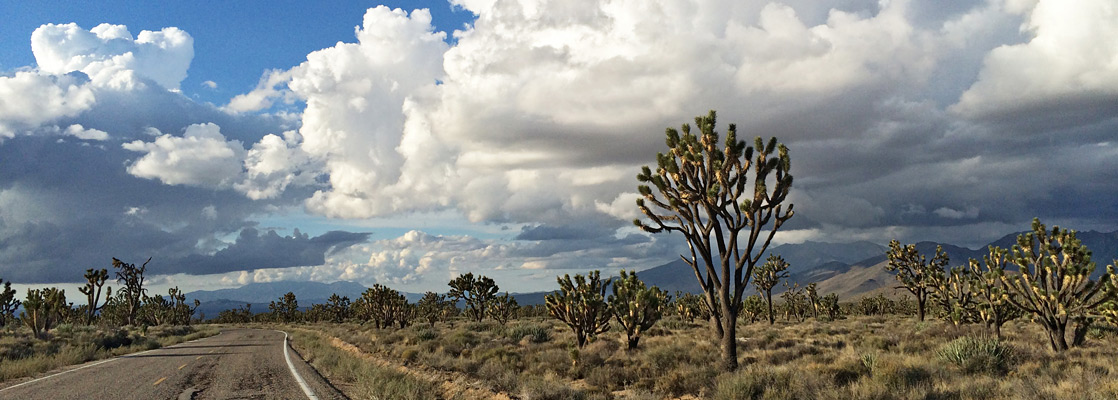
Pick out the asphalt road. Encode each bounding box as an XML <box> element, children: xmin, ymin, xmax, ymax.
<box><xmin>0</xmin><ymin>328</ymin><xmax>345</xmax><ymax>400</ymax></box>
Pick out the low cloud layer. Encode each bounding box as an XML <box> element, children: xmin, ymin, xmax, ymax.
<box><xmin>2</xmin><ymin>0</ymin><xmax>1117</xmax><ymax>288</ymax></box>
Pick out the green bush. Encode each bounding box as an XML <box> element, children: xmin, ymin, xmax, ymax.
<box><xmin>505</xmin><ymin>323</ymin><xmax>551</xmax><ymax>344</ymax></box>
<box><xmin>937</xmin><ymin>335</ymin><xmax>1015</xmax><ymax>375</ymax></box>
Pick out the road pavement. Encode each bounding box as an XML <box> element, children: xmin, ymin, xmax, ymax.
<box><xmin>0</xmin><ymin>328</ymin><xmax>345</xmax><ymax>400</ymax></box>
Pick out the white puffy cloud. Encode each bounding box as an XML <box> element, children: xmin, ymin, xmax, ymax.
<box><xmin>122</xmin><ymin>123</ymin><xmax>246</xmax><ymax>188</ymax></box>
<box><xmin>0</xmin><ymin>72</ymin><xmax>96</xmax><ymax>138</ymax></box>
<box><xmin>31</xmin><ymin>23</ymin><xmax>193</xmax><ymax>90</ymax></box>
<box><xmin>64</xmin><ymin>124</ymin><xmax>109</xmax><ymax>141</ymax></box>
<box><xmin>235</xmin><ymin>130</ymin><xmax>317</xmax><ymax>200</ymax></box>
<box><xmin>952</xmin><ymin>0</ymin><xmax>1118</xmax><ymax>121</ymax></box>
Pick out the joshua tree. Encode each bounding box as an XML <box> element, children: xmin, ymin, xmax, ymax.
<box><xmin>820</xmin><ymin>293</ymin><xmax>841</xmax><ymax>320</ymax></box>
<box><xmin>79</xmin><ymin>268</ymin><xmax>110</xmax><ymax>325</ymax></box>
<box><xmin>780</xmin><ymin>282</ymin><xmax>808</xmax><ymax>322</ymax></box>
<box><xmin>930</xmin><ymin>265</ymin><xmax>976</xmax><ymax>328</ymax></box>
<box><xmin>545</xmin><ymin>271</ymin><xmax>612</xmax><ymax>348</ymax></box>
<box><xmin>885</xmin><ymin>241</ymin><xmax>948</xmax><ymax>321</ymax></box>
<box><xmin>967</xmin><ymin>248</ymin><xmax>1019</xmax><ymax>339</ymax></box>
<box><xmin>0</xmin><ymin>279</ymin><xmax>19</xmax><ymax>330</ymax></box>
<box><xmin>355</xmin><ymin>285</ymin><xmax>402</xmax><ymax>328</ymax></box>
<box><xmin>22</xmin><ymin>288</ymin><xmax>68</xmax><ymax>338</ymax></box>
<box><xmin>607</xmin><ymin>270</ymin><xmax>669</xmax><ymax>350</ymax></box>
<box><xmin>448</xmin><ymin>273</ymin><xmax>500</xmax><ymax>322</ymax></box>
<box><xmin>269</xmin><ymin>292</ymin><xmax>300</xmax><ymax>323</ymax></box>
<box><xmin>740</xmin><ymin>295</ymin><xmax>765</xmax><ymax>323</ymax></box>
<box><xmin>635</xmin><ymin>110</ymin><xmax>794</xmax><ymax>371</ymax></box>
<box><xmin>416</xmin><ymin>292</ymin><xmax>450</xmax><ymax>326</ymax></box>
<box><xmin>805</xmin><ymin>282</ymin><xmax>821</xmax><ymax>320</ymax></box>
<box><xmin>673</xmin><ymin>291</ymin><xmax>705</xmax><ymax>323</ymax></box>
<box><xmin>166</xmin><ymin>287</ymin><xmax>198</xmax><ymax>325</ymax></box>
<box><xmin>997</xmin><ymin>219</ymin><xmax>1117</xmax><ymax>351</ymax></box>
<box><xmin>755</xmin><ymin>255</ymin><xmax>789</xmax><ymax>324</ymax></box>
<box><xmin>112</xmin><ymin>257</ymin><xmax>150</xmax><ymax>326</ymax></box>
<box><xmin>326</xmin><ymin>294</ymin><xmax>351</xmax><ymax>323</ymax></box>
<box><xmin>489</xmin><ymin>292</ymin><xmax>518</xmax><ymax>325</ymax></box>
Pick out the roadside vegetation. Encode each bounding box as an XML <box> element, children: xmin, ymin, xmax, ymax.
<box><xmin>0</xmin><ymin>257</ymin><xmax>215</xmax><ymax>385</ymax></box>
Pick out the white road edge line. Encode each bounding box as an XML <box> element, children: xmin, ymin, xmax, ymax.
<box><xmin>279</xmin><ymin>330</ymin><xmax>319</xmax><ymax>400</ymax></box>
<box><xmin>0</xmin><ymin>329</ymin><xmax>222</xmax><ymax>394</ymax></box>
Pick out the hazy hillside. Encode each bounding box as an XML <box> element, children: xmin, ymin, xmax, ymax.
<box><xmin>187</xmin><ymin>230</ymin><xmax>1118</xmax><ymax>317</ymax></box>
<box><xmin>634</xmin><ymin>230</ymin><xmax>1118</xmax><ymax>300</ymax></box>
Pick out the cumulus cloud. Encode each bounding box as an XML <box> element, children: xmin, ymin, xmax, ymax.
<box><xmin>0</xmin><ymin>72</ymin><xmax>96</xmax><ymax>138</ymax></box>
<box><xmin>123</xmin><ymin>123</ymin><xmax>246</xmax><ymax>188</ymax></box>
<box><xmin>952</xmin><ymin>0</ymin><xmax>1118</xmax><ymax>124</ymax></box>
<box><xmin>31</xmin><ymin>23</ymin><xmax>193</xmax><ymax>90</ymax></box>
<box><xmin>64</xmin><ymin>124</ymin><xmax>109</xmax><ymax>141</ymax></box>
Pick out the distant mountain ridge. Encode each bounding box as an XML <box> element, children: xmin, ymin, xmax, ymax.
<box><xmin>188</xmin><ymin>229</ymin><xmax>1118</xmax><ymax>317</ymax></box>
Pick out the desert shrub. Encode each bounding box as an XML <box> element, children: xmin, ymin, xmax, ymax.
<box><xmin>413</xmin><ymin>327</ymin><xmax>438</xmax><ymax>342</ymax></box>
<box><xmin>871</xmin><ymin>358</ymin><xmax>933</xmax><ymax>391</ymax></box>
<box><xmin>585</xmin><ymin>363</ymin><xmax>637</xmax><ymax>391</ymax></box>
<box><xmin>937</xmin><ymin>335</ymin><xmax>1015</xmax><ymax>375</ymax></box>
<box><xmin>712</xmin><ymin>365</ymin><xmax>815</xmax><ymax>400</ymax></box>
<box><xmin>579</xmin><ymin>339</ymin><xmax>618</xmax><ymax>369</ymax></box>
<box><xmin>441</xmin><ymin>330</ymin><xmax>479</xmax><ymax>356</ymax></box>
<box><xmin>654</xmin><ymin>364</ymin><xmax>717</xmax><ymax>397</ymax></box>
<box><xmin>527</xmin><ymin>348</ymin><xmax>572</xmax><ymax>377</ymax></box>
<box><xmin>477</xmin><ymin>358</ymin><xmax>519</xmax><ymax>392</ymax></box>
<box><xmin>519</xmin><ymin>377</ymin><xmax>586</xmax><ymax>400</ymax></box>
<box><xmin>505</xmin><ymin>323</ymin><xmax>551</xmax><ymax>344</ymax></box>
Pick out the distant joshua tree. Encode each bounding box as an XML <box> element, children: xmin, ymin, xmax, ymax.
<box><xmin>884</xmin><ymin>241</ymin><xmax>948</xmax><ymax>322</ymax></box>
<box><xmin>546</xmin><ymin>271</ymin><xmax>612</xmax><ymax>348</ymax></box>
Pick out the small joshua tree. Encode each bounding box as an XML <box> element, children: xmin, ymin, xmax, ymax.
<box><xmin>885</xmin><ymin>241</ymin><xmax>948</xmax><ymax>321</ymax></box>
<box><xmin>416</xmin><ymin>291</ymin><xmax>450</xmax><ymax>326</ymax></box>
<box><xmin>448</xmin><ymin>273</ymin><xmax>500</xmax><ymax>322</ymax></box>
<box><xmin>0</xmin><ymin>279</ymin><xmax>20</xmax><ymax>331</ymax></box>
<box><xmin>489</xmin><ymin>292</ymin><xmax>518</xmax><ymax>325</ymax></box>
<box><xmin>755</xmin><ymin>255</ymin><xmax>789</xmax><ymax>324</ymax></box>
<box><xmin>997</xmin><ymin>219</ymin><xmax>1117</xmax><ymax>351</ymax></box>
<box><xmin>805</xmin><ymin>282</ymin><xmax>822</xmax><ymax>320</ymax></box>
<box><xmin>780</xmin><ymin>282</ymin><xmax>809</xmax><ymax>322</ymax></box>
<box><xmin>967</xmin><ymin>247</ymin><xmax>1020</xmax><ymax>339</ymax></box>
<box><xmin>930</xmin><ymin>265</ymin><xmax>976</xmax><ymax>328</ymax></box>
<box><xmin>22</xmin><ymin>288</ymin><xmax>68</xmax><ymax>338</ymax></box>
<box><xmin>546</xmin><ymin>271</ymin><xmax>612</xmax><ymax>348</ymax></box>
<box><xmin>326</xmin><ymin>293</ymin><xmax>351</xmax><ymax>323</ymax></box>
<box><xmin>269</xmin><ymin>292</ymin><xmax>300</xmax><ymax>323</ymax></box>
<box><xmin>741</xmin><ymin>295</ymin><xmax>765</xmax><ymax>323</ymax></box>
<box><xmin>673</xmin><ymin>292</ymin><xmax>705</xmax><ymax>323</ymax></box>
<box><xmin>608</xmin><ymin>270</ymin><xmax>669</xmax><ymax>350</ymax></box>
<box><xmin>79</xmin><ymin>268</ymin><xmax>109</xmax><ymax>325</ymax></box>
<box><xmin>820</xmin><ymin>293</ymin><xmax>841</xmax><ymax>320</ymax></box>
<box><xmin>113</xmin><ymin>257</ymin><xmax>150</xmax><ymax>326</ymax></box>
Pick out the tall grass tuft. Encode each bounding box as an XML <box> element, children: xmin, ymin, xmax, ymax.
<box><xmin>937</xmin><ymin>335</ymin><xmax>1015</xmax><ymax>375</ymax></box>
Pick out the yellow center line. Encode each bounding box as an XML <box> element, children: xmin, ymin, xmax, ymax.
<box><xmin>178</xmin><ymin>363</ymin><xmax>188</xmax><ymax>370</ymax></box>
<box><xmin>153</xmin><ymin>377</ymin><xmax>167</xmax><ymax>386</ymax></box>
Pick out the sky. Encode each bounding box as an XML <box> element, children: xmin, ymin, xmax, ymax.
<box><xmin>1</xmin><ymin>0</ymin><xmax>1116</xmax><ymax>296</ymax></box>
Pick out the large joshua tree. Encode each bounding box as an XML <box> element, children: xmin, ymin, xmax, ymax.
<box><xmin>635</xmin><ymin>110</ymin><xmax>794</xmax><ymax>371</ymax></box>
<box><xmin>997</xmin><ymin>218</ymin><xmax>1117</xmax><ymax>351</ymax></box>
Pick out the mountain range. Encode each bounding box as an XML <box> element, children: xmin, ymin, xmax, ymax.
<box><xmin>187</xmin><ymin>229</ymin><xmax>1118</xmax><ymax>317</ymax></box>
